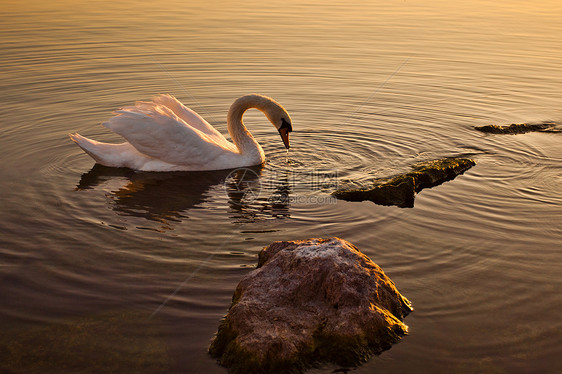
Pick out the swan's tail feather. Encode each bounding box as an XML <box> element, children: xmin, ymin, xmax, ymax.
<box><xmin>69</xmin><ymin>133</ymin><xmax>106</xmax><ymax>164</ymax></box>
<box><xmin>69</xmin><ymin>133</ymin><xmax>133</xmax><ymax>167</ymax></box>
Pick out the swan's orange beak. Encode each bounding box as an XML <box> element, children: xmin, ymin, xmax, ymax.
<box><xmin>279</xmin><ymin>127</ymin><xmax>290</xmax><ymax>149</ymax></box>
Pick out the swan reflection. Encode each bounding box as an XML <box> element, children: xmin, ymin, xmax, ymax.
<box><xmin>75</xmin><ymin>164</ymin><xmax>290</xmax><ymax>227</ymax></box>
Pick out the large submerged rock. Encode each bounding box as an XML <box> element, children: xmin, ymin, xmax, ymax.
<box><xmin>333</xmin><ymin>158</ymin><xmax>475</xmax><ymax>208</ymax></box>
<box><xmin>209</xmin><ymin>238</ymin><xmax>412</xmax><ymax>374</ymax></box>
<box><xmin>474</xmin><ymin>122</ymin><xmax>559</xmax><ymax>134</ymax></box>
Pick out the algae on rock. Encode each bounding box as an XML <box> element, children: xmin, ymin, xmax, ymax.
<box><xmin>474</xmin><ymin>122</ymin><xmax>559</xmax><ymax>134</ymax></box>
<box><xmin>333</xmin><ymin>158</ymin><xmax>475</xmax><ymax>208</ymax></box>
<box><xmin>209</xmin><ymin>238</ymin><xmax>412</xmax><ymax>374</ymax></box>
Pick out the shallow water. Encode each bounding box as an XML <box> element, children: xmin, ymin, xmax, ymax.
<box><xmin>1</xmin><ymin>0</ymin><xmax>561</xmax><ymax>373</ymax></box>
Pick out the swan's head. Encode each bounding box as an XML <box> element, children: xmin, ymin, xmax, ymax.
<box><xmin>276</xmin><ymin>116</ymin><xmax>292</xmax><ymax>150</ymax></box>
<box><xmin>230</xmin><ymin>94</ymin><xmax>293</xmax><ymax>149</ymax></box>
<box><xmin>263</xmin><ymin>99</ymin><xmax>292</xmax><ymax>149</ymax></box>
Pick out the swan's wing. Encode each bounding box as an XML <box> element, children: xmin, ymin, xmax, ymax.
<box><xmin>152</xmin><ymin>94</ymin><xmax>229</xmax><ymax>145</ymax></box>
<box><xmin>103</xmin><ymin>102</ymin><xmax>235</xmax><ymax>166</ymax></box>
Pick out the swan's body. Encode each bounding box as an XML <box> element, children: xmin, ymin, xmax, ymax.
<box><xmin>69</xmin><ymin>94</ymin><xmax>292</xmax><ymax>171</ymax></box>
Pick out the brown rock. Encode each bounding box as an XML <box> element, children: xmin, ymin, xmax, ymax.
<box><xmin>209</xmin><ymin>238</ymin><xmax>412</xmax><ymax>373</ymax></box>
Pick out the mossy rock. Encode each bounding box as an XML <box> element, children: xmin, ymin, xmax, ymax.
<box><xmin>333</xmin><ymin>158</ymin><xmax>475</xmax><ymax>208</ymax></box>
<box><xmin>209</xmin><ymin>238</ymin><xmax>412</xmax><ymax>373</ymax></box>
<box><xmin>474</xmin><ymin>122</ymin><xmax>559</xmax><ymax>134</ymax></box>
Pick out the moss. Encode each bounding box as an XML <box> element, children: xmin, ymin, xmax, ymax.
<box><xmin>311</xmin><ymin>322</ymin><xmax>407</xmax><ymax>368</ymax></box>
<box><xmin>209</xmin><ymin>313</ymin><xmax>408</xmax><ymax>374</ymax></box>
<box><xmin>474</xmin><ymin>122</ymin><xmax>557</xmax><ymax>134</ymax></box>
<box><xmin>333</xmin><ymin>158</ymin><xmax>475</xmax><ymax>207</ymax></box>
<box><xmin>334</xmin><ymin>176</ymin><xmax>415</xmax><ymax>207</ymax></box>
<box><xmin>210</xmin><ymin>320</ymin><xmax>309</xmax><ymax>374</ymax></box>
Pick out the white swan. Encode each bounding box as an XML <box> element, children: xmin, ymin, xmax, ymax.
<box><xmin>69</xmin><ymin>94</ymin><xmax>293</xmax><ymax>171</ymax></box>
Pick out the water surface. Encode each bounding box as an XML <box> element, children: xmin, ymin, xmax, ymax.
<box><xmin>1</xmin><ymin>0</ymin><xmax>561</xmax><ymax>373</ymax></box>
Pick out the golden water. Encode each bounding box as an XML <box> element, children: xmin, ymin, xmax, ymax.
<box><xmin>1</xmin><ymin>0</ymin><xmax>561</xmax><ymax>372</ymax></box>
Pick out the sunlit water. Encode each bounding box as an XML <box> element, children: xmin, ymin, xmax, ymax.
<box><xmin>1</xmin><ymin>0</ymin><xmax>561</xmax><ymax>373</ymax></box>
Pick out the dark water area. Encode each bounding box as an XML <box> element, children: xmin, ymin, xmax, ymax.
<box><xmin>1</xmin><ymin>0</ymin><xmax>561</xmax><ymax>373</ymax></box>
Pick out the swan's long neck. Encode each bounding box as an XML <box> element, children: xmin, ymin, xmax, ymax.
<box><xmin>227</xmin><ymin>95</ymin><xmax>271</xmax><ymax>160</ymax></box>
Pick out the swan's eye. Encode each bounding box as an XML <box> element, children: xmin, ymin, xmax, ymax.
<box><xmin>280</xmin><ymin>118</ymin><xmax>293</xmax><ymax>132</ymax></box>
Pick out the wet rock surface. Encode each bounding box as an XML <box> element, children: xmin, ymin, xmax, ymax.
<box><xmin>209</xmin><ymin>238</ymin><xmax>412</xmax><ymax>374</ymax></box>
<box><xmin>333</xmin><ymin>158</ymin><xmax>475</xmax><ymax>208</ymax></box>
<box><xmin>474</xmin><ymin>122</ymin><xmax>560</xmax><ymax>134</ymax></box>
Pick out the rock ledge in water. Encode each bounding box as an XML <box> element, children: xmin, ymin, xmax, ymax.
<box><xmin>332</xmin><ymin>158</ymin><xmax>475</xmax><ymax>208</ymax></box>
<box><xmin>474</xmin><ymin>122</ymin><xmax>559</xmax><ymax>134</ymax></box>
<box><xmin>209</xmin><ymin>238</ymin><xmax>412</xmax><ymax>374</ymax></box>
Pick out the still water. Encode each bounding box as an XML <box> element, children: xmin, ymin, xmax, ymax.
<box><xmin>1</xmin><ymin>0</ymin><xmax>561</xmax><ymax>372</ymax></box>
